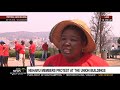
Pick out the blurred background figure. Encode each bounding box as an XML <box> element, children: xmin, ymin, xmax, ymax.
<box><xmin>0</xmin><ymin>41</ymin><xmax>4</xmax><ymax>67</ymax></box>
<box><xmin>14</xmin><ymin>41</ymin><xmax>21</xmax><ymax>61</ymax></box>
<box><xmin>111</xmin><ymin>45</ymin><xmax>115</xmax><ymax>50</ymax></box>
<box><xmin>29</xmin><ymin>40</ymin><xmax>36</xmax><ymax>66</ymax></box>
<box><xmin>2</xmin><ymin>41</ymin><xmax>10</xmax><ymax>67</ymax></box>
<box><xmin>18</xmin><ymin>40</ymin><xmax>26</xmax><ymax>66</ymax></box>
<box><xmin>41</xmin><ymin>42</ymin><xmax>48</xmax><ymax>60</ymax></box>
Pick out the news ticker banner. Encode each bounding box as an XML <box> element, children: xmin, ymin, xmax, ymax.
<box><xmin>27</xmin><ymin>67</ymin><xmax>120</xmax><ymax>74</ymax></box>
<box><xmin>0</xmin><ymin>15</ymin><xmax>112</xmax><ymax>22</ymax></box>
<box><xmin>4</xmin><ymin>66</ymin><xmax>120</xmax><ymax>77</ymax></box>
<box><xmin>0</xmin><ymin>15</ymin><xmax>27</xmax><ymax>21</ymax></box>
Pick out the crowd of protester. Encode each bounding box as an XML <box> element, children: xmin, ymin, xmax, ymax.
<box><xmin>0</xmin><ymin>40</ymin><xmax>49</xmax><ymax>67</ymax></box>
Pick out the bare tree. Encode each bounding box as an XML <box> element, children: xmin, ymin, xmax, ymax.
<box><xmin>90</xmin><ymin>12</ymin><xmax>112</xmax><ymax>53</ymax></box>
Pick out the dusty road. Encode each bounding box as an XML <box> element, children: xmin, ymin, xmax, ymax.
<box><xmin>106</xmin><ymin>58</ymin><xmax>120</xmax><ymax>66</ymax></box>
<box><xmin>7</xmin><ymin>57</ymin><xmax>120</xmax><ymax>67</ymax></box>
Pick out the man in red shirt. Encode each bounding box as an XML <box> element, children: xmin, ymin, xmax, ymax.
<box><xmin>41</xmin><ymin>42</ymin><xmax>48</xmax><ymax>60</ymax></box>
<box><xmin>0</xmin><ymin>41</ymin><xmax>4</xmax><ymax>67</ymax></box>
<box><xmin>14</xmin><ymin>41</ymin><xmax>21</xmax><ymax>61</ymax></box>
<box><xmin>3</xmin><ymin>42</ymin><xmax>10</xmax><ymax>67</ymax></box>
<box><xmin>43</xmin><ymin>19</ymin><xmax>109</xmax><ymax>66</ymax></box>
<box><xmin>29</xmin><ymin>40</ymin><xmax>36</xmax><ymax>66</ymax></box>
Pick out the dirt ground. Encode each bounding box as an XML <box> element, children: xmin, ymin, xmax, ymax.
<box><xmin>97</xmin><ymin>54</ymin><xmax>120</xmax><ymax>66</ymax></box>
<box><xmin>106</xmin><ymin>58</ymin><xmax>120</xmax><ymax>66</ymax></box>
<box><xmin>8</xmin><ymin>57</ymin><xmax>45</xmax><ymax>67</ymax></box>
<box><xmin>7</xmin><ymin>57</ymin><xmax>120</xmax><ymax>67</ymax></box>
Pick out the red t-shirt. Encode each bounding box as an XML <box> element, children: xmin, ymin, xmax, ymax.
<box><xmin>15</xmin><ymin>43</ymin><xmax>21</xmax><ymax>51</ymax></box>
<box><xmin>19</xmin><ymin>45</ymin><xmax>25</xmax><ymax>54</ymax></box>
<box><xmin>29</xmin><ymin>43</ymin><xmax>36</xmax><ymax>54</ymax></box>
<box><xmin>42</xmin><ymin>43</ymin><xmax>48</xmax><ymax>51</ymax></box>
<box><xmin>3</xmin><ymin>44</ymin><xmax>9</xmax><ymax>56</ymax></box>
<box><xmin>43</xmin><ymin>53</ymin><xmax>109</xmax><ymax>66</ymax></box>
<box><xmin>0</xmin><ymin>44</ymin><xmax>3</xmax><ymax>56</ymax></box>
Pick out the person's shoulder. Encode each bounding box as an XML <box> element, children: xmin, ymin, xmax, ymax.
<box><xmin>88</xmin><ymin>53</ymin><xmax>105</xmax><ymax>61</ymax></box>
<box><xmin>19</xmin><ymin>44</ymin><xmax>22</xmax><ymax>47</ymax></box>
<box><xmin>46</xmin><ymin>54</ymin><xmax>62</xmax><ymax>61</ymax></box>
<box><xmin>83</xmin><ymin>53</ymin><xmax>109</xmax><ymax>66</ymax></box>
<box><xmin>32</xmin><ymin>43</ymin><xmax>36</xmax><ymax>46</ymax></box>
<box><xmin>18</xmin><ymin>43</ymin><xmax>21</xmax><ymax>46</ymax></box>
<box><xmin>34</xmin><ymin>43</ymin><xmax>36</xmax><ymax>46</ymax></box>
<box><xmin>4</xmin><ymin>44</ymin><xmax>9</xmax><ymax>47</ymax></box>
<box><xmin>43</xmin><ymin>54</ymin><xmax>62</xmax><ymax>66</ymax></box>
<box><xmin>90</xmin><ymin>53</ymin><xmax>101</xmax><ymax>58</ymax></box>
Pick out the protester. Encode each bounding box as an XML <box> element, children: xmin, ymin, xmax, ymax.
<box><xmin>0</xmin><ymin>41</ymin><xmax>4</xmax><ymax>67</ymax></box>
<box><xmin>18</xmin><ymin>40</ymin><xmax>26</xmax><ymax>66</ymax></box>
<box><xmin>43</xmin><ymin>19</ymin><xmax>109</xmax><ymax>66</ymax></box>
<box><xmin>2</xmin><ymin>42</ymin><xmax>10</xmax><ymax>67</ymax></box>
<box><xmin>29</xmin><ymin>40</ymin><xmax>36</xmax><ymax>66</ymax></box>
<box><xmin>41</xmin><ymin>42</ymin><xmax>48</xmax><ymax>60</ymax></box>
<box><xmin>14</xmin><ymin>41</ymin><xmax>20</xmax><ymax>61</ymax></box>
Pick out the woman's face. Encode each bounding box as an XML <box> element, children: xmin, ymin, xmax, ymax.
<box><xmin>60</xmin><ymin>29</ymin><xmax>84</xmax><ymax>61</ymax></box>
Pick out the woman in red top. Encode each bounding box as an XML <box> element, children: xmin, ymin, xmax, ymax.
<box><xmin>3</xmin><ymin>42</ymin><xmax>10</xmax><ymax>67</ymax></box>
<box><xmin>43</xmin><ymin>19</ymin><xmax>109</xmax><ymax>66</ymax></box>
